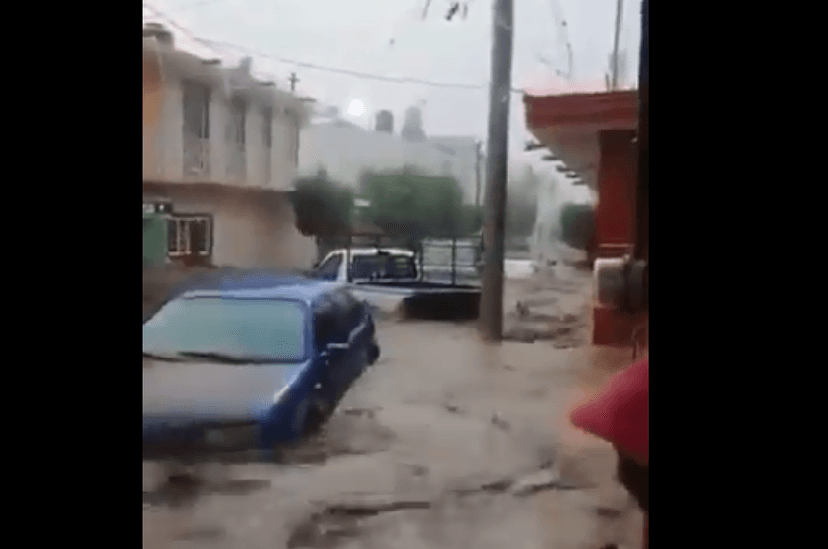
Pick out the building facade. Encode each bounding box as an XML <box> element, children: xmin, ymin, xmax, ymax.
<box><xmin>142</xmin><ymin>24</ymin><xmax>316</xmax><ymax>269</ymax></box>
<box><xmin>298</xmin><ymin>117</ymin><xmax>471</xmax><ymax>200</ymax></box>
<box><xmin>427</xmin><ymin>136</ymin><xmax>482</xmax><ymax>206</ymax></box>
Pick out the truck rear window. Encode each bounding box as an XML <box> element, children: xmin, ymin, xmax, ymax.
<box><xmin>351</xmin><ymin>255</ymin><xmax>415</xmax><ymax>280</ymax></box>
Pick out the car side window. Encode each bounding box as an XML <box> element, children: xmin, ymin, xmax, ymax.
<box><xmin>351</xmin><ymin>256</ymin><xmax>380</xmax><ymax>280</ymax></box>
<box><xmin>316</xmin><ymin>254</ymin><xmax>342</xmax><ymax>280</ymax></box>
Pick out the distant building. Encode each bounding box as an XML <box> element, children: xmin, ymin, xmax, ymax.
<box><xmin>142</xmin><ymin>24</ymin><xmax>316</xmax><ymax>269</ymax></box>
<box><xmin>298</xmin><ymin>117</ymin><xmax>463</xmax><ymax>194</ymax></box>
<box><xmin>375</xmin><ymin>110</ymin><xmax>394</xmax><ymax>133</ymax></box>
<box><xmin>427</xmin><ymin>136</ymin><xmax>482</xmax><ymax>206</ymax></box>
<box><xmin>401</xmin><ymin>106</ymin><xmax>427</xmax><ymax>142</ymax></box>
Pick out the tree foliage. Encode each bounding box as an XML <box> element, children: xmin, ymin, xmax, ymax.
<box><xmin>559</xmin><ymin>203</ymin><xmax>595</xmax><ymax>250</ymax></box>
<box><xmin>359</xmin><ymin>170</ymin><xmax>478</xmax><ymax>238</ymax></box>
<box><xmin>291</xmin><ymin>170</ymin><xmax>354</xmax><ymax>238</ymax></box>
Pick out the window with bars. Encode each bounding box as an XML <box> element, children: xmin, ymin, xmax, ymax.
<box><xmin>167</xmin><ymin>215</ymin><xmax>212</xmax><ymax>257</ymax></box>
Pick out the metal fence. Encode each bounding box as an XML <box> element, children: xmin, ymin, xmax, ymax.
<box><xmin>420</xmin><ymin>237</ymin><xmax>482</xmax><ymax>285</ymax></box>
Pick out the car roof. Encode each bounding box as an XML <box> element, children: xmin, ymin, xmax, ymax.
<box><xmin>330</xmin><ymin>248</ymin><xmax>414</xmax><ymax>257</ymax></box>
<box><xmin>179</xmin><ymin>278</ymin><xmax>347</xmax><ymax>305</ymax></box>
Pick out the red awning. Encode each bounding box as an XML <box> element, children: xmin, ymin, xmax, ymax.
<box><xmin>523</xmin><ymin>90</ymin><xmax>638</xmax><ymax>191</ymax></box>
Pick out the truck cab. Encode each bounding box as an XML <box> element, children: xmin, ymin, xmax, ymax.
<box><xmin>312</xmin><ymin>248</ymin><xmax>419</xmax><ymax>283</ymax></box>
<box><xmin>309</xmin><ymin>246</ymin><xmax>482</xmax><ymax>320</ymax></box>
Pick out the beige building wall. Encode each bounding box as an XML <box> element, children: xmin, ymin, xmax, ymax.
<box><xmin>149</xmin><ymin>184</ymin><xmax>316</xmax><ymax>270</ymax></box>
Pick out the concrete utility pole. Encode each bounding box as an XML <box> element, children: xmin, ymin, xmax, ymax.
<box><xmin>475</xmin><ymin>141</ymin><xmax>483</xmax><ymax>208</ymax></box>
<box><xmin>289</xmin><ymin>72</ymin><xmax>299</xmax><ymax>92</ymax></box>
<box><xmin>479</xmin><ymin>0</ymin><xmax>514</xmax><ymax>341</ymax></box>
<box><xmin>611</xmin><ymin>0</ymin><xmax>624</xmax><ymax>90</ymax></box>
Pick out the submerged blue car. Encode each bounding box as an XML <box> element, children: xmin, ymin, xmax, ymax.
<box><xmin>142</xmin><ymin>279</ymin><xmax>380</xmax><ymax>462</ymax></box>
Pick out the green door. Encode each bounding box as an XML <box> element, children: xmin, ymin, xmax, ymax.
<box><xmin>143</xmin><ymin>201</ymin><xmax>171</xmax><ymax>268</ymax></box>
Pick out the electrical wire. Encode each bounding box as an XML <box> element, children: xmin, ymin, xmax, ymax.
<box><xmin>143</xmin><ymin>2</ymin><xmax>526</xmax><ymax>94</ymax></box>
<box><xmin>202</xmin><ymin>36</ymin><xmax>486</xmax><ymax>89</ymax></box>
<box><xmin>533</xmin><ymin>0</ymin><xmax>573</xmax><ymax>79</ymax></box>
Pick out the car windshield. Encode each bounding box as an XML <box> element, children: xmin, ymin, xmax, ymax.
<box><xmin>143</xmin><ymin>297</ymin><xmax>308</xmax><ymax>362</ymax></box>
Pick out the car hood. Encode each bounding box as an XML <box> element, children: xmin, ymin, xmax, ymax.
<box><xmin>142</xmin><ymin>358</ymin><xmax>309</xmax><ymax>422</ymax></box>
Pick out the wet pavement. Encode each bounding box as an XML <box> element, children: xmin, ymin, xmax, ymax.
<box><xmin>143</xmin><ymin>266</ymin><xmax>643</xmax><ymax>549</ymax></box>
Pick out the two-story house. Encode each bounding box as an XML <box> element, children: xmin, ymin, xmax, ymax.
<box><xmin>142</xmin><ymin>24</ymin><xmax>315</xmax><ymax>269</ymax></box>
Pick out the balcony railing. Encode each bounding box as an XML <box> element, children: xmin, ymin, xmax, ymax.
<box><xmin>183</xmin><ymin>133</ymin><xmax>210</xmax><ymax>177</ymax></box>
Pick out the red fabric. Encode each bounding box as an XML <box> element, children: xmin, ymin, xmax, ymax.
<box><xmin>570</xmin><ymin>357</ymin><xmax>649</xmax><ymax>465</ymax></box>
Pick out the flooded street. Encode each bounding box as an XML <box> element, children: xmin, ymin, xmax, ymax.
<box><xmin>143</xmin><ymin>266</ymin><xmax>642</xmax><ymax>549</ymax></box>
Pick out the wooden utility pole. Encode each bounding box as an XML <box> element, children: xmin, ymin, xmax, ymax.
<box><xmin>289</xmin><ymin>72</ymin><xmax>299</xmax><ymax>92</ymax></box>
<box><xmin>479</xmin><ymin>0</ymin><xmax>513</xmax><ymax>341</ymax></box>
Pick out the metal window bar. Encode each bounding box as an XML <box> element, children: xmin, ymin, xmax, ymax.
<box><xmin>167</xmin><ymin>217</ymin><xmax>211</xmax><ymax>257</ymax></box>
<box><xmin>420</xmin><ymin>236</ymin><xmax>482</xmax><ymax>284</ymax></box>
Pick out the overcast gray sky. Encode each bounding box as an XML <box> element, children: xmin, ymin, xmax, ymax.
<box><xmin>144</xmin><ymin>0</ymin><xmax>641</xmax><ymax>204</ymax></box>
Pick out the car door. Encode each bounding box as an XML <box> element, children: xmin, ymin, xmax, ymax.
<box><xmin>338</xmin><ymin>289</ymin><xmax>372</xmax><ymax>379</ymax></box>
<box><xmin>313</xmin><ymin>296</ymin><xmax>351</xmax><ymax>403</ymax></box>
<box><xmin>326</xmin><ymin>290</ymin><xmax>363</xmax><ymax>383</ymax></box>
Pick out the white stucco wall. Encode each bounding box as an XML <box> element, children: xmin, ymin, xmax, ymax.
<box><xmin>298</xmin><ymin>121</ymin><xmax>464</xmax><ymax>194</ymax></box>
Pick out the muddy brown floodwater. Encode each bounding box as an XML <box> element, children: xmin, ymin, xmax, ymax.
<box><xmin>143</xmin><ymin>265</ymin><xmax>643</xmax><ymax>549</ymax></box>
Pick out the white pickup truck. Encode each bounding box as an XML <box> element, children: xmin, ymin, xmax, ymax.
<box><xmin>309</xmin><ymin>247</ymin><xmax>481</xmax><ymax>319</ymax></box>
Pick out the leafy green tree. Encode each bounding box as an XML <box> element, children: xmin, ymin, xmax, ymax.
<box><xmin>359</xmin><ymin>170</ymin><xmax>474</xmax><ymax>239</ymax></box>
<box><xmin>290</xmin><ymin>169</ymin><xmax>354</xmax><ymax>238</ymax></box>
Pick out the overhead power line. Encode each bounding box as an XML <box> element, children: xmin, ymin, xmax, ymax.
<box><xmin>142</xmin><ymin>2</ymin><xmax>526</xmax><ymax>94</ymax></box>
<box><xmin>198</xmin><ymin>36</ymin><xmax>486</xmax><ymax>89</ymax></box>
<box><xmin>533</xmin><ymin>0</ymin><xmax>573</xmax><ymax>79</ymax></box>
